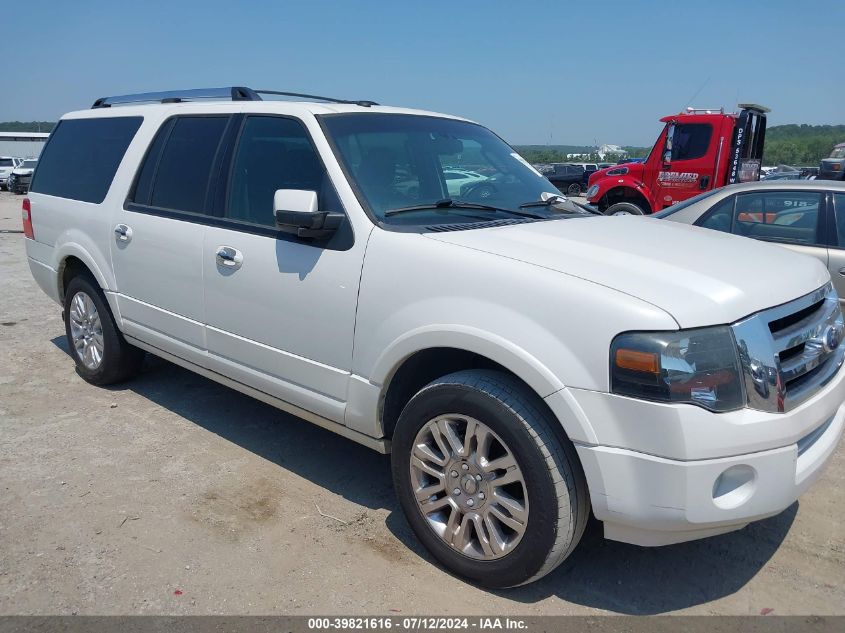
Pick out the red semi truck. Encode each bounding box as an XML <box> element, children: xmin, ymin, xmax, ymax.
<box><xmin>586</xmin><ymin>104</ymin><xmax>769</xmax><ymax>215</ymax></box>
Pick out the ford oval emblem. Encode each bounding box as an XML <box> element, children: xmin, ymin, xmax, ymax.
<box><xmin>822</xmin><ymin>324</ymin><xmax>843</xmax><ymax>353</ymax></box>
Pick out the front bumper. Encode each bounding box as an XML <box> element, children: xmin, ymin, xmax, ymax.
<box><xmin>819</xmin><ymin>168</ymin><xmax>845</xmax><ymax>181</ymax></box>
<box><xmin>569</xmin><ymin>364</ymin><xmax>845</xmax><ymax>546</ymax></box>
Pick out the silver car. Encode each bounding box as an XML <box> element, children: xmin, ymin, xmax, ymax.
<box><xmin>656</xmin><ymin>180</ymin><xmax>845</xmax><ymax>300</ymax></box>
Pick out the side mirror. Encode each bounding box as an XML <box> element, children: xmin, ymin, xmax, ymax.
<box><xmin>274</xmin><ymin>189</ymin><xmax>343</xmax><ymax>239</ymax></box>
<box><xmin>663</xmin><ymin>123</ymin><xmax>675</xmax><ymax>167</ymax></box>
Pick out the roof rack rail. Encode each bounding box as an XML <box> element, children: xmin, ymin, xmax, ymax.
<box><xmin>91</xmin><ymin>86</ymin><xmax>378</xmax><ymax>109</ymax></box>
<box><xmin>253</xmin><ymin>90</ymin><xmax>378</xmax><ymax>107</ymax></box>
<box><xmin>92</xmin><ymin>87</ymin><xmax>260</xmax><ymax>108</ymax></box>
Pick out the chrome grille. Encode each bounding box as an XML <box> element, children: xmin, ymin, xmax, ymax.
<box><xmin>732</xmin><ymin>283</ymin><xmax>845</xmax><ymax>413</ymax></box>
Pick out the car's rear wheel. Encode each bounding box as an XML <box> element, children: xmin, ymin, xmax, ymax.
<box><xmin>604</xmin><ymin>201</ymin><xmax>645</xmax><ymax>216</ymax></box>
<box><xmin>64</xmin><ymin>275</ymin><xmax>144</xmax><ymax>385</ymax></box>
<box><xmin>392</xmin><ymin>370</ymin><xmax>589</xmax><ymax>587</ymax></box>
<box><xmin>567</xmin><ymin>183</ymin><xmax>581</xmax><ymax>197</ymax></box>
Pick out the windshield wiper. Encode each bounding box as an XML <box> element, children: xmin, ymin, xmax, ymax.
<box><xmin>384</xmin><ymin>198</ymin><xmax>544</xmax><ymax>219</ymax></box>
<box><xmin>519</xmin><ymin>195</ymin><xmax>602</xmax><ymax>215</ymax></box>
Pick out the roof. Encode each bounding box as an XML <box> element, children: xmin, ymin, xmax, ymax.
<box><xmin>61</xmin><ymin>100</ymin><xmax>472</xmax><ymax>124</ymax></box>
<box><xmin>0</xmin><ymin>132</ymin><xmax>50</xmax><ymax>140</ymax></box>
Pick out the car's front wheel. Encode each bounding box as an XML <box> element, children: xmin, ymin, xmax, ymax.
<box><xmin>392</xmin><ymin>370</ymin><xmax>589</xmax><ymax>587</ymax></box>
<box><xmin>64</xmin><ymin>274</ymin><xmax>144</xmax><ymax>385</ymax></box>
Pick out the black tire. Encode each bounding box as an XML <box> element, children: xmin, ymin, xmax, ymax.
<box><xmin>392</xmin><ymin>369</ymin><xmax>589</xmax><ymax>588</ymax></box>
<box><xmin>63</xmin><ymin>274</ymin><xmax>144</xmax><ymax>385</ymax></box>
<box><xmin>604</xmin><ymin>201</ymin><xmax>645</xmax><ymax>216</ymax></box>
<box><xmin>567</xmin><ymin>183</ymin><xmax>581</xmax><ymax>197</ymax></box>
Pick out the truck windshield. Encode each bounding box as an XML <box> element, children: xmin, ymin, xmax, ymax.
<box><xmin>321</xmin><ymin>113</ymin><xmax>568</xmax><ymax>225</ymax></box>
<box><xmin>830</xmin><ymin>147</ymin><xmax>845</xmax><ymax>159</ymax></box>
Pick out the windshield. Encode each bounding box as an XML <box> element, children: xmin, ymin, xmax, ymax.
<box><xmin>321</xmin><ymin>114</ymin><xmax>569</xmax><ymax>225</ymax></box>
<box><xmin>652</xmin><ymin>189</ymin><xmax>721</xmax><ymax>218</ymax></box>
<box><xmin>22</xmin><ymin>160</ymin><xmax>38</xmax><ymax>169</ymax></box>
<box><xmin>830</xmin><ymin>147</ymin><xmax>845</xmax><ymax>159</ymax></box>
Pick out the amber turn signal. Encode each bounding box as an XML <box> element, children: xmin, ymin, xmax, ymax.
<box><xmin>615</xmin><ymin>349</ymin><xmax>659</xmax><ymax>374</ymax></box>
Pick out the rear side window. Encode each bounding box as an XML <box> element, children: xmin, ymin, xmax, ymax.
<box><xmin>146</xmin><ymin>117</ymin><xmax>229</xmax><ymax>214</ymax></box>
<box><xmin>0</xmin><ymin>158</ymin><xmax>13</xmax><ymax>167</ymax></box>
<box><xmin>30</xmin><ymin>117</ymin><xmax>142</xmax><ymax>203</ymax></box>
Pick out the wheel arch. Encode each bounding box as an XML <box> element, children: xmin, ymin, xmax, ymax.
<box><xmin>54</xmin><ymin>243</ymin><xmax>121</xmax><ymax>321</ymax></box>
<box><xmin>597</xmin><ymin>184</ymin><xmax>653</xmax><ymax>213</ymax></box>
<box><xmin>371</xmin><ymin>329</ymin><xmax>597</xmax><ymax>448</ymax></box>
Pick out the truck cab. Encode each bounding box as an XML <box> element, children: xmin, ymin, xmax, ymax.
<box><xmin>587</xmin><ymin>105</ymin><xmax>768</xmax><ymax>215</ymax></box>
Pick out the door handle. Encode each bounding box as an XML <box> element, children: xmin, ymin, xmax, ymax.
<box><xmin>699</xmin><ymin>175</ymin><xmax>710</xmax><ymax>190</ymax></box>
<box><xmin>114</xmin><ymin>224</ymin><xmax>133</xmax><ymax>243</ymax></box>
<box><xmin>215</xmin><ymin>246</ymin><xmax>243</xmax><ymax>269</ymax></box>
<box><xmin>838</xmin><ymin>268</ymin><xmax>845</xmax><ymax>277</ymax></box>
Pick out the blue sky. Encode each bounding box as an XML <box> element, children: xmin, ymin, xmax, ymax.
<box><xmin>2</xmin><ymin>0</ymin><xmax>842</xmax><ymax>146</ymax></box>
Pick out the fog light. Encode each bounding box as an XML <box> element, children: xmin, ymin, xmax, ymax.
<box><xmin>712</xmin><ymin>465</ymin><xmax>756</xmax><ymax>509</ymax></box>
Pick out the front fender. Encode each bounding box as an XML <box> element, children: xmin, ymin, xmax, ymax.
<box><xmin>587</xmin><ymin>175</ymin><xmax>653</xmax><ymax>207</ymax></box>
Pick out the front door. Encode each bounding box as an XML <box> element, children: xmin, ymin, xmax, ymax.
<box><xmin>653</xmin><ymin>121</ymin><xmax>718</xmax><ymax>210</ymax></box>
<box><xmin>111</xmin><ymin>115</ymin><xmax>232</xmax><ymax>365</ymax></box>
<box><xmin>201</xmin><ymin>115</ymin><xmax>369</xmax><ymax>424</ymax></box>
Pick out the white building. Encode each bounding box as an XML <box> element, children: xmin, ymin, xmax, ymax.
<box><xmin>0</xmin><ymin>132</ymin><xmax>50</xmax><ymax>159</ymax></box>
<box><xmin>598</xmin><ymin>144</ymin><xmax>627</xmax><ymax>160</ymax></box>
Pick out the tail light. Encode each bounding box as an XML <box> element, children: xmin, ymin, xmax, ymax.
<box><xmin>22</xmin><ymin>197</ymin><xmax>34</xmax><ymax>239</ymax></box>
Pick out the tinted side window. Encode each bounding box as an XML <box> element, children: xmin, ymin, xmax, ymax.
<box><xmin>227</xmin><ymin>116</ymin><xmax>338</xmax><ymax>227</ymax></box>
<box><xmin>30</xmin><ymin>117</ymin><xmax>142</xmax><ymax>203</ymax></box>
<box><xmin>732</xmin><ymin>191</ymin><xmax>822</xmax><ymax>245</ymax></box>
<box><xmin>149</xmin><ymin>117</ymin><xmax>228</xmax><ymax>214</ymax></box>
<box><xmin>698</xmin><ymin>196</ymin><xmax>734</xmax><ymax>232</ymax></box>
<box><xmin>672</xmin><ymin>124</ymin><xmax>712</xmax><ymax>161</ymax></box>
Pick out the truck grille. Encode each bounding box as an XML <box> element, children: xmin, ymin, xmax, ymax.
<box><xmin>732</xmin><ymin>283</ymin><xmax>844</xmax><ymax>412</ymax></box>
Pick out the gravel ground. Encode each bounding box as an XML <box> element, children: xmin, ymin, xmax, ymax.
<box><xmin>0</xmin><ymin>190</ymin><xmax>843</xmax><ymax>616</ymax></box>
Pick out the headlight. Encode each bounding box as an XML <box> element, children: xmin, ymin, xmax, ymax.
<box><xmin>586</xmin><ymin>185</ymin><xmax>599</xmax><ymax>198</ymax></box>
<box><xmin>610</xmin><ymin>327</ymin><xmax>745</xmax><ymax>412</ymax></box>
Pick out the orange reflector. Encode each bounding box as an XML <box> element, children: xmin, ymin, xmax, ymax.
<box><xmin>615</xmin><ymin>349</ymin><xmax>660</xmax><ymax>374</ymax></box>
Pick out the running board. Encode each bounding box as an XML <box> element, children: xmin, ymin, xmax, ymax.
<box><xmin>124</xmin><ymin>335</ymin><xmax>390</xmax><ymax>454</ymax></box>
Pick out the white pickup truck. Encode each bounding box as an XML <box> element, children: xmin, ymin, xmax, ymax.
<box><xmin>23</xmin><ymin>87</ymin><xmax>845</xmax><ymax>587</ymax></box>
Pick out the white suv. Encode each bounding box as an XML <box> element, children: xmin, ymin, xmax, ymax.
<box><xmin>0</xmin><ymin>156</ymin><xmax>21</xmax><ymax>190</ymax></box>
<box><xmin>23</xmin><ymin>87</ymin><xmax>845</xmax><ymax>587</ymax></box>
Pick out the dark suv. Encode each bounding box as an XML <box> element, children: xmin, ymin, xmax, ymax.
<box><xmin>545</xmin><ymin>163</ymin><xmax>585</xmax><ymax>196</ymax></box>
<box><xmin>820</xmin><ymin>143</ymin><xmax>845</xmax><ymax>181</ymax></box>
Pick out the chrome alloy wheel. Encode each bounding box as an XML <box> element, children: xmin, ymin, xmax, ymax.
<box><xmin>409</xmin><ymin>414</ymin><xmax>529</xmax><ymax>560</ymax></box>
<box><xmin>69</xmin><ymin>291</ymin><xmax>105</xmax><ymax>370</ymax></box>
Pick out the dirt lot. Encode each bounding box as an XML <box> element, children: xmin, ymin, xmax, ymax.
<box><xmin>0</xmin><ymin>189</ymin><xmax>843</xmax><ymax>616</ymax></box>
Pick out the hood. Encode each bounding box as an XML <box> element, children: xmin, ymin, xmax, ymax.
<box><xmin>588</xmin><ymin>161</ymin><xmax>645</xmax><ymax>187</ymax></box>
<box><xmin>425</xmin><ymin>215</ymin><xmax>830</xmax><ymax>328</ymax></box>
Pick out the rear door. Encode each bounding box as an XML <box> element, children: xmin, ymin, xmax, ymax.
<box><xmin>111</xmin><ymin>115</ymin><xmax>232</xmax><ymax>366</ymax></box>
<box><xmin>653</xmin><ymin>121</ymin><xmax>717</xmax><ymax>209</ymax></box>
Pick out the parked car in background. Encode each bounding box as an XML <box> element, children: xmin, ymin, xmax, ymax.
<box><xmin>9</xmin><ymin>159</ymin><xmax>38</xmax><ymax>194</ymax></box>
<box><xmin>820</xmin><ymin>143</ymin><xmax>845</xmax><ymax>181</ymax></box>
<box><xmin>545</xmin><ymin>163</ymin><xmax>585</xmax><ymax>195</ymax></box>
<box><xmin>0</xmin><ymin>156</ymin><xmax>21</xmax><ymax>190</ymax></box>
<box><xmin>442</xmin><ymin>168</ymin><xmax>488</xmax><ymax>198</ymax></box>
<box><xmin>762</xmin><ymin>165</ymin><xmax>803</xmax><ymax>181</ymax></box>
<box><xmin>616</xmin><ymin>157</ymin><xmax>645</xmax><ymax>165</ymax></box>
<box><xmin>657</xmin><ymin>180</ymin><xmax>845</xmax><ymax>300</ymax></box>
